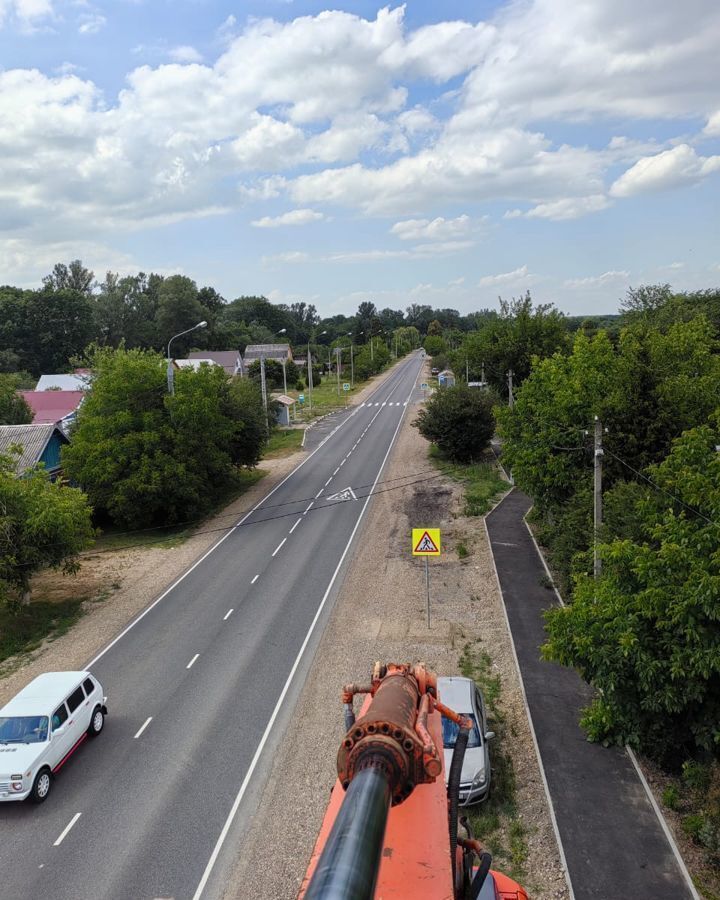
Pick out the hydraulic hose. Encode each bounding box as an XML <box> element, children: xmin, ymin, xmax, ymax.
<box><xmin>304</xmin><ymin>763</ymin><xmax>392</xmax><ymax>900</ymax></box>
<box><xmin>469</xmin><ymin>853</ymin><xmax>493</xmax><ymax>899</ymax></box>
<box><xmin>447</xmin><ymin>725</ymin><xmax>470</xmax><ymax>896</ymax></box>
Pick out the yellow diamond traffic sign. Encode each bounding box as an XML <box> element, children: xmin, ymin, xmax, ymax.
<box><xmin>412</xmin><ymin>528</ymin><xmax>441</xmax><ymax>556</ymax></box>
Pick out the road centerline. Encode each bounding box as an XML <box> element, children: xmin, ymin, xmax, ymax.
<box><xmin>53</xmin><ymin>813</ymin><xmax>81</xmax><ymax>847</ymax></box>
<box><xmin>186</xmin><ymin>653</ymin><xmax>199</xmax><ymax>669</ymax></box>
<box><xmin>272</xmin><ymin>538</ymin><xmax>287</xmax><ymax>557</ymax></box>
<box><xmin>224</xmin><ymin>608</ymin><xmax>234</xmax><ymax>620</ymax></box>
<box><xmin>134</xmin><ymin>717</ymin><xmax>153</xmax><ymax>740</ymax></box>
<box><xmin>289</xmin><ymin>517</ymin><xmax>302</xmax><ymax>534</ymax></box>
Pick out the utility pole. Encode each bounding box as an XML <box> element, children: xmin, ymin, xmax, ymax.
<box><xmin>370</xmin><ymin>335</ymin><xmax>374</xmax><ymax>363</ymax></box>
<box><xmin>307</xmin><ymin>340</ymin><xmax>313</xmax><ymax>414</ymax></box>
<box><xmin>260</xmin><ymin>355</ymin><xmax>269</xmax><ymax>436</ymax></box>
<box><xmin>336</xmin><ymin>347</ymin><xmax>342</xmax><ymax>396</ymax></box>
<box><xmin>481</xmin><ymin>361</ymin><xmax>485</xmax><ymax>385</ymax></box>
<box><xmin>466</xmin><ymin>358</ymin><xmax>469</xmax><ymax>383</ymax></box>
<box><xmin>594</xmin><ymin>416</ymin><xmax>603</xmax><ymax>578</ymax></box>
<box><xmin>507</xmin><ymin>369</ymin><xmax>514</xmax><ymax>407</ymax></box>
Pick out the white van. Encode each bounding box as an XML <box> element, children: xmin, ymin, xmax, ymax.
<box><xmin>0</xmin><ymin>671</ymin><xmax>107</xmax><ymax>803</ymax></box>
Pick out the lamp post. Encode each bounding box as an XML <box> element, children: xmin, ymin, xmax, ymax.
<box><xmin>276</xmin><ymin>328</ymin><xmax>288</xmax><ymax>395</ymax></box>
<box><xmin>347</xmin><ymin>331</ymin><xmax>360</xmax><ymax>387</ymax></box>
<box><xmin>166</xmin><ymin>320</ymin><xmax>207</xmax><ymax>394</ymax></box>
<box><xmin>335</xmin><ymin>347</ymin><xmax>343</xmax><ymax>396</ymax></box>
<box><xmin>308</xmin><ymin>329</ymin><xmax>326</xmax><ymax>415</ymax></box>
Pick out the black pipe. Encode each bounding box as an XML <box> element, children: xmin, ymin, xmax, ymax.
<box><xmin>469</xmin><ymin>853</ymin><xmax>492</xmax><ymax>899</ymax></box>
<box><xmin>304</xmin><ymin>764</ymin><xmax>392</xmax><ymax>900</ymax></box>
<box><xmin>447</xmin><ymin>726</ymin><xmax>470</xmax><ymax>897</ymax></box>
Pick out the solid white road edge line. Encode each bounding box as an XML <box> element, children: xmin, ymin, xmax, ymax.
<box><xmin>186</xmin><ymin>654</ymin><xmax>199</xmax><ymax>669</ymax></box>
<box><xmin>522</xmin><ymin>511</ymin><xmax>699</xmax><ymax>900</ymax></box>
<box><xmin>271</xmin><ymin>538</ymin><xmax>286</xmax><ymax>557</ymax></box>
<box><xmin>250</xmin><ymin>575</ymin><xmax>259</xmax><ymax>585</ymax></box>
<box><xmin>82</xmin><ymin>359</ymin><xmax>413</xmax><ymax>670</ymax></box>
<box><xmin>134</xmin><ymin>717</ymin><xmax>153</xmax><ymax>740</ymax></box>
<box><xmin>484</xmin><ymin>512</ymin><xmax>576</xmax><ymax>900</ymax></box>
<box><xmin>289</xmin><ymin>518</ymin><xmax>302</xmax><ymax>534</ymax></box>
<box><xmin>190</xmin><ymin>355</ymin><xmax>423</xmax><ymax>900</ymax></box>
<box><xmin>224</xmin><ymin>608</ymin><xmax>234</xmax><ymax>620</ymax></box>
<box><xmin>53</xmin><ymin>813</ymin><xmax>81</xmax><ymax>847</ymax></box>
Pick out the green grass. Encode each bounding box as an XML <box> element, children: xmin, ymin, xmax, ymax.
<box><xmin>458</xmin><ymin>641</ymin><xmax>530</xmax><ymax>884</ymax></box>
<box><xmin>264</xmin><ymin>427</ymin><xmax>305</xmax><ymax>458</ymax></box>
<box><xmin>429</xmin><ymin>446</ymin><xmax>507</xmax><ymax>516</ymax></box>
<box><xmin>0</xmin><ymin>597</ymin><xmax>86</xmax><ymax>666</ymax></box>
<box><xmin>287</xmin><ymin>361</ymin><xmax>398</xmax><ymax>420</ymax></box>
<box><xmin>457</xmin><ymin>541</ymin><xmax>469</xmax><ymax>559</ymax></box>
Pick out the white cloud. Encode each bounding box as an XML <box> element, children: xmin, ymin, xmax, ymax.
<box><xmin>564</xmin><ymin>270</ymin><xmax>630</xmax><ymax>288</ymax></box>
<box><xmin>168</xmin><ymin>45</ymin><xmax>203</xmax><ymax>64</ymax></box>
<box><xmin>391</xmin><ymin>215</ymin><xmax>471</xmax><ymax>241</ymax></box>
<box><xmin>504</xmin><ymin>195</ymin><xmax>612</xmax><ymax>221</ymax></box>
<box><xmin>610</xmin><ymin>144</ymin><xmax>720</xmax><ymax>197</ymax></box>
<box><xmin>705</xmin><ymin>110</ymin><xmax>720</xmax><ymax>136</ymax></box>
<box><xmin>0</xmin><ymin>0</ymin><xmax>52</xmax><ymax>28</ymax></box>
<box><xmin>251</xmin><ymin>208</ymin><xmax>324</xmax><ymax>228</ymax></box>
<box><xmin>478</xmin><ymin>265</ymin><xmax>532</xmax><ymax>287</ymax></box>
<box><xmin>261</xmin><ymin>250</ymin><xmax>311</xmax><ymax>266</ymax></box>
<box><xmin>78</xmin><ymin>12</ymin><xmax>105</xmax><ymax>35</ymax></box>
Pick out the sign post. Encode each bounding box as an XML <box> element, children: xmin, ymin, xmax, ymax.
<box><xmin>412</xmin><ymin>528</ymin><xmax>441</xmax><ymax>627</ymax></box>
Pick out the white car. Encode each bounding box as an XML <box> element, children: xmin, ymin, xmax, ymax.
<box><xmin>439</xmin><ymin>676</ymin><xmax>494</xmax><ymax>805</ymax></box>
<box><xmin>0</xmin><ymin>671</ymin><xmax>107</xmax><ymax>803</ymax></box>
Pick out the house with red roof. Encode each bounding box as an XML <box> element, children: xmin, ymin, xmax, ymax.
<box><xmin>19</xmin><ymin>390</ymin><xmax>84</xmax><ymax>435</ymax></box>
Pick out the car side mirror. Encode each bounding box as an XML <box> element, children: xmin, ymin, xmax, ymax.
<box><xmin>485</xmin><ymin>731</ymin><xmax>495</xmax><ymax>741</ymax></box>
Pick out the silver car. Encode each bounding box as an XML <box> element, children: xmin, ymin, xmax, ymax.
<box><xmin>438</xmin><ymin>676</ymin><xmax>494</xmax><ymax>805</ymax></box>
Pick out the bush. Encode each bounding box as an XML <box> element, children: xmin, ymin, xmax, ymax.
<box><xmin>295</xmin><ymin>379</ymin><xmax>305</xmax><ymax>390</ymax></box>
<box><xmin>413</xmin><ymin>385</ymin><xmax>495</xmax><ymax>462</ymax></box>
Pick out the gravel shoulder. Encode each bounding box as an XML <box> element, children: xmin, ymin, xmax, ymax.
<box><xmin>223</xmin><ymin>368</ymin><xmax>569</xmax><ymax>900</ymax></box>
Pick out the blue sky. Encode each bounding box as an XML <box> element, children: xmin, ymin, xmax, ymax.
<box><xmin>1</xmin><ymin>0</ymin><xmax>719</xmax><ymax>317</ymax></box>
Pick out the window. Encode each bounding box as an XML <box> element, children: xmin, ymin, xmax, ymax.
<box><xmin>52</xmin><ymin>704</ymin><xmax>68</xmax><ymax>730</ymax></box>
<box><xmin>441</xmin><ymin>714</ymin><xmax>482</xmax><ymax>750</ymax></box>
<box><xmin>83</xmin><ymin>678</ymin><xmax>95</xmax><ymax>696</ymax></box>
<box><xmin>67</xmin><ymin>687</ymin><xmax>85</xmax><ymax>714</ymax></box>
<box><xmin>0</xmin><ymin>716</ymin><xmax>49</xmax><ymax>744</ymax></box>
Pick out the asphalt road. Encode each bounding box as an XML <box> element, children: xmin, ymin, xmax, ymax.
<box><xmin>0</xmin><ymin>352</ymin><xmax>425</xmax><ymax>900</ymax></box>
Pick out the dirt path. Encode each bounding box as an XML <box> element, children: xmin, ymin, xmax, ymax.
<box><xmin>224</xmin><ymin>369</ymin><xmax>569</xmax><ymax>899</ymax></box>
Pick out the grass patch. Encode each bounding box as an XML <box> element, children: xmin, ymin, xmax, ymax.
<box><xmin>458</xmin><ymin>641</ymin><xmax>530</xmax><ymax>884</ymax></box>
<box><xmin>0</xmin><ymin>597</ymin><xmax>86</xmax><ymax>666</ymax></box>
<box><xmin>429</xmin><ymin>446</ymin><xmax>506</xmax><ymax>516</ymax></box>
<box><xmin>457</xmin><ymin>541</ymin><xmax>469</xmax><ymax>559</ymax></box>
<box><xmin>264</xmin><ymin>427</ymin><xmax>305</xmax><ymax>458</ymax></box>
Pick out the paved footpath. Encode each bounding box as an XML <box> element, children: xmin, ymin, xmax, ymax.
<box><xmin>486</xmin><ymin>488</ymin><xmax>697</xmax><ymax>900</ymax></box>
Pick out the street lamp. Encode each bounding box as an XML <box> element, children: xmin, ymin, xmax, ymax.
<box><xmin>347</xmin><ymin>331</ymin><xmax>358</xmax><ymax>387</ymax></box>
<box><xmin>308</xmin><ymin>330</ymin><xmax>327</xmax><ymax>414</ymax></box>
<box><xmin>276</xmin><ymin>328</ymin><xmax>288</xmax><ymax>395</ymax></box>
<box><xmin>166</xmin><ymin>320</ymin><xmax>207</xmax><ymax>394</ymax></box>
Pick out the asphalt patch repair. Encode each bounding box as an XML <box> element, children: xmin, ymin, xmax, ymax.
<box><xmin>486</xmin><ymin>487</ymin><xmax>697</xmax><ymax>900</ymax></box>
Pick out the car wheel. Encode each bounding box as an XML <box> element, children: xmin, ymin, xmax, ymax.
<box><xmin>88</xmin><ymin>706</ymin><xmax>104</xmax><ymax>737</ymax></box>
<box><xmin>31</xmin><ymin>768</ymin><xmax>52</xmax><ymax>804</ymax></box>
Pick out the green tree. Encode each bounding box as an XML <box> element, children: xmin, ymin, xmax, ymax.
<box><xmin>426</xmin><ymin>319</ymin><xmax>443</xmax><ymax>337</ymax></box>
<box><xmin>0</xmin><ymin>452</ymin><xmax>94</xmax><ymax>610</ymax></box>
<box><xmin>42</xmin><ymin>260</ymin><xmax>95</xmax><ymax>296</ymax></box>
<box><xmin>223</xmin><ymin>378</ymin><xmax>267</xmax><ymax>468</ymax></box>
<box><xmin>544</xmin><ymin>411</ymin><xmax>720</xmax><ymax>760</ymax></box>
<box><xmin>155</xmin><ymin>276</ymin><xmax>206</xmax><ymax>355</ymax></box>
<box><xmin>62</xmin><ymin>349</ymin><xmax>241</xmax><ymax>529</ymax></box>
<box><xmin>414</xmin><ymin>384</ymin><xmax>496</xmax><ymax>462</ymax></box>
<box><xmin>0</xmin><ymin>374</ymin><xmax>33</xmax><ymax>425</ymax></box>
<box><xmin>424</xmin><ymin>335</ymin><xmax>447</xmax><ymax>357</ymax></box>
<box><xmin>24</xmin><ymin>287</ymin><xmax>95</xmax><ymax>374</ymax></box>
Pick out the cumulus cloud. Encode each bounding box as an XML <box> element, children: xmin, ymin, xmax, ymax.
<box><xmin>78</xmin><ymin>12</ymin><xmax>105</xmax><ymax>35</ymax></box>
<box><xmin>610</xmin><ymin>144</ymin><xmax>720</xmax><ymax>197</ymax></box>
<box><xmin>504</xmin><ymin>195</ymin><xmax>611</xmax><ymax>221</ymax></box>
<box><xmin>705</xmin><ymin>110</ymin><xmax>720</xmax><ymax>136</ymax></box>
<box><xmin>478</xmin><ymin>265</ymin><xmax>531</xmax><ymax>287</ymax></box>
<box><xmin>251</xmin><ymin>209</ymin><xmax>324</xmax><ymax>228</ymax></box>
<box><xmin>564</xmin><ymin>270</ymin><xmax>630</xmax><ymax>288</ymax></box>
<box><xmin>391</xmin><ymin>215</ymin><xmax>471</xmax><ymax>241</ymax></box>
<box><xmin>168</xmin><ymin>45</ymin><xmax>203</xmax><ymax>64</ymax></box>
<box><xmin>0</xmin><ymin>0</ymin><xmax>52</xmax><ymax>28</ymax></box>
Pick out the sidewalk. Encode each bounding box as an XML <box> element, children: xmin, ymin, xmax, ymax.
<box><xmin>486</xmin><ymin>488</ymin><xmax>697</xmax><ymax>900</ymax></box>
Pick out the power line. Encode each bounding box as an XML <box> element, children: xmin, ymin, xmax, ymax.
<box><xmin>602</xmin><ymin>446</ymin><xmax>719</xmax><ymax>529</ymax></box>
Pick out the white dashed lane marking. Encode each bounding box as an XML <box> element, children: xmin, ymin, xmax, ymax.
<box><xmin>272</xmin><ymin>538</ymin><xmax>287</xmax><ymax>557</ymax></box>
<box><xmin>187</xmin><ymin>654</ymin><xmax>199</xmax><ymax>669</ymax></box>
<box><xmin>289</xmin><ymin>518</ymin><xmax>302</xmax><ymax>534</ymax></box>
<box><xmin>251</xmin><ymin>574</ymin><xmax>259</xmax><ymax>584</ymax></box>
<box><xmin>134</xmin><ymin>717</ymin><xmax>153</xmax><ymax>739</ymax></box>
<box><xmin>224</xmin><ymin>608</ymin><xmax>234</xmax><ymax>620</ymax></box>
<box><xmin>304</xmin><ymin>501</ymin><xmax>314</xmax><ymax>514</ymax></box>
<box><xmin>54</xmin><ymin>813</ymin><xmax>81</xmax><ymax>847</ymax></box>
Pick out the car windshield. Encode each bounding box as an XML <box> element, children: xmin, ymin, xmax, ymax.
<box><xmin>0</xmin><ymin>715</ymin><xmax>49</xmax><ymax>744</ymax></box>
<box><xmin>442</xmin><ymin>713</ymin><xmax>482</xmax><ymax>750</ymax></box>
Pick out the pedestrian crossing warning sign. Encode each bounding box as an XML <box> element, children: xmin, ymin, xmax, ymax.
<box><xmin>412</xmin><ymin>528</ymin><xmax>441</xmax><ymax>556</ymax></box>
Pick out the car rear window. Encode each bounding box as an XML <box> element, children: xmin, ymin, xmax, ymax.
<box><xmin>83</xmin><ymin>678</ymin><xmax>95</xmax><ymax>696</ymax></box>
<box><xmin>53</xmin><ymin>704</ymin><xmax>68</xmax><ymax>729</ymax></box>
<box><xmin>66</xmin><ymin>686</ymin><xmax>85</xmax><ymax>714</ymax></box>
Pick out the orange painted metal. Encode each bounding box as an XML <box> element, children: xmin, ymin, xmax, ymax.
<box><xmin>299</xmin><ymin>694</ymin><xmax>453</xmax><ymax>900</ymax></box>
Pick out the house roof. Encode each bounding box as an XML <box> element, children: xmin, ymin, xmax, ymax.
<box><xmin>187</xmin><ymin>351</ymin><xmax>241</xmax><ymax>375</ymax></box>
<box><xmin>173</xmin><ymin>358</ymin><xmax>219</xmax><ymax>371</ymax></box>
<box><xmin>19</xmin><ymin>390</ymin><xmax>84</xmax><ymax>424</ymax></box>
<box><xmin>35</xmin><ymin>373</ymin><xmax>91</xmax><ymax>391</ymax></box>
<box><xmin>243</xmin><ymin>343</ymin><xmax>292</xmax><ymax>361</ymax></box>
<box><xmin>0</xmin><ymin>424</ymin><xmax>68</xmax><ymax>474</ymax></box>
